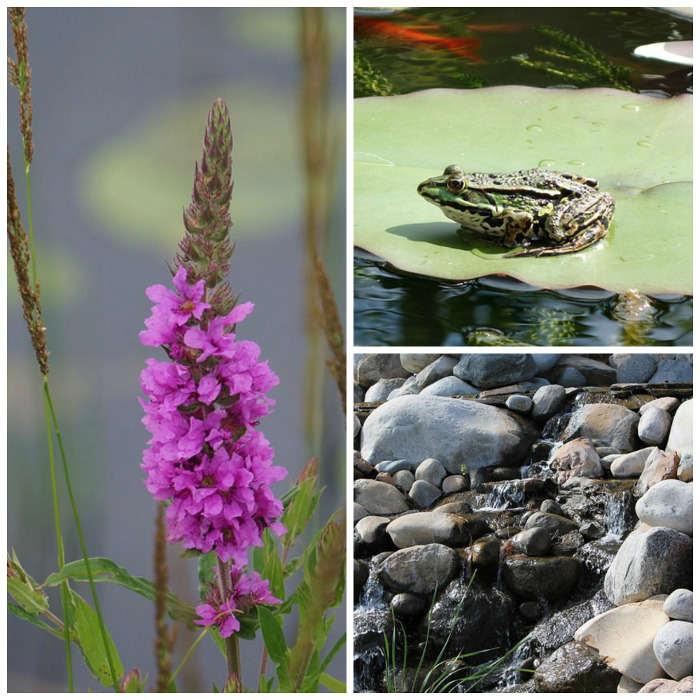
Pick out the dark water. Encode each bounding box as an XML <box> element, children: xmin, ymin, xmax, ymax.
<box><xmin>353</xmin><ymin>6</ymin><xmax>693</xmax><ymax>347</ymax></box>
<box><xmin>8</xmin><ymin>8</ymin><xmax>345</xmax><ymax>691</ymax></box>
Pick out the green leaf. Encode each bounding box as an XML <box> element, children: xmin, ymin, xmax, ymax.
<box><xmin>355</xmin><ymin>87</ymin><xmax>692</xmax><ymax>294</ymax></box>
<box><xmin>44</xmin><ymin>557</ymin><xmax>195</xmax><ymax>624</ymax></box>
<box><xmin>282</xmin><ymin>472</ymin><xmax>321</xmax><ymax>550</ymax></box>
<box><xmin>70</xmin><ymin>592</ymin><xmax>124</xmax><ymax>687</ymax></box>
<box><xmin>319</xmin><ymin>633</ymin><xmax>346</xmax><ymax>674</ymax></box>
<box><xmin>197</xmin><ymin>552</ymin><xmax>218</xmax><ymax>601</ymax></box>
<box><xmin>258</xmin><ymin>607</ymin><xmax>288</xmax><ymax>666</ymax></box>
<box><xmin>8</xmin><ymin>602</ymin><xmax>63</xmax><ymax>639</ymax></box>
<box><xmin>8</xmin><ymin>575</ymin><xmax>49</xmax><ymax>614</ymax></box>
<box><xmin>319</xmin><ymin>671</ymin><xmax>346</xmax><ymax>693</ymax></box>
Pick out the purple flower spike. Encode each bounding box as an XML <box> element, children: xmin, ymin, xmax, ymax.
<box><xmin>139</xmin><ymin>266</ymin><xmax>286</xmax><ymax>565</ymax></box>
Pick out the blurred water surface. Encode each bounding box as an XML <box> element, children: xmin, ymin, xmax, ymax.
<box><xmin>7</xmin><ymin>7</ymin><xmax>346</xmax><ymax>691</ymax></box>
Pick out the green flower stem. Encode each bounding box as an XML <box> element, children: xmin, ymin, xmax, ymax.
<box><xmin>42</xmin><ymin>385</ymin><xmax>73</xmax><ymax>691</ymax></box>
<box><xmin>168</xmin><ymin>627</ymin><xmax>209</xmax><ymax>688</ymax></box>
<box><xmin>43</xmin><ymin>379</ymin><xmax>120</xmax><ymax>691</ymax></box>
<box><xmin>216</xmin><ymin>560</ymin><xmax>241</xmax><ymax>690</ymax></box>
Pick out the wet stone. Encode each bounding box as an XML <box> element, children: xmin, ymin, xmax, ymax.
<box><xmin>506</xmin><ymin>394</ymin><xmax>533</xmax><ymax>413</ymax></box>
<box><xmin>408</xmin><ymin>479</ymin><xmax>442</xmax><ymax>508</ymax></box>
<box><xmin>414</xmin><ymin>457</ymin><xmax>446</xmax><ymax>487</ymax></box>
<box><xmin>511</xmin><ymin>526</ymin><xmax>551</xmax><ymax>556</ymax></box>
<box><xmin>390</xmin><ymin>592</ymin><xmax>428</xmax><ymax>618</ymax></box>
<box><xmin>442</xmin><ymin>474</ymin><xmax>467</xmax><ymax>494</ymax></box>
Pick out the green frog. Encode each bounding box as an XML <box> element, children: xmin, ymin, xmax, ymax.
<box><xmin>417</xmin><ymin>166</ymin><xmax>614</xmax><ymax>256</ymax></box>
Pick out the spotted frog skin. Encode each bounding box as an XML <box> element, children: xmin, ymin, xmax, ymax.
<box><xmin>417</xmin><ymin>166</ymin><xmax>614</xmax><ymax>256</ymax></box>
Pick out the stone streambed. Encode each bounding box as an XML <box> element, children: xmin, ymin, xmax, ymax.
<box><xmin>353</xmin><ymin>353</ymin><xmax>693</xmax><ymax>693</ymax></box>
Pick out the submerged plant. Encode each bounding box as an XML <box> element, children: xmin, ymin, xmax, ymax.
<box><xmin>513</xmin><ymin>25</ymin><xmax>633</xmax><ymax>90</ymax></box>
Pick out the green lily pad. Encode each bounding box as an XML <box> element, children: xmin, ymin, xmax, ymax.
<box><xmin>354</xmin><ymin>87</ymin><xmax>692</xmax><ymax>294</ymax></box>
<box><xmin>80</xmin><ymin>87</ymin><xmax>304</xmax><ymax>251</ymax></box>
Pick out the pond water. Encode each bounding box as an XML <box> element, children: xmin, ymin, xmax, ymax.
<box><xmin>353</xmin><ymin>6</ymin><xmax>693</xmax><ymax>346</ymax></box>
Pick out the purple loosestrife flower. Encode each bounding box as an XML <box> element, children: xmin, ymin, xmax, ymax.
<box><xmin>194</xmin><ymin>568</ymin><xmax>280</xmax><ymax>638</ymax></box>
<box><xmin>139</xmin><ymin>266</ymin><xmax>287</xmax><ymax>564</ymax></box>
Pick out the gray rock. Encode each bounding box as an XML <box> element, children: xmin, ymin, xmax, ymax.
<box><xmin>677</xmin><ymin>454</ymin><xmax>692</xmax><ymax>482</ymax></box>
<box><xmin>375</xmin><ymin>459</ymin><xmax>413</xmax><ymax>475</ymax></box>
<box><xmin>579</xmin><ymin>521</ymin><xmax>606</xmax><ymax>540</ymax></box>
<box><xmin>532</xmin><ymin>353</ymin><xmax>560</xmax><ymax>374</ymax></box>
<box><xmin>364</xmin><ymin>377</ymin><xmax>407</xmax><ymax>402</ymax></box>
<box><xmin>354</xmin><ymin>479</ymin><xmax>409</xmax><ymax>515</ymax></box>
<box><xmin>399</xmin><ymin>353</ymin><xmax>442</xmax><ymax>374</ymax></box>
<box><xmin>653</xmin><ymin>620</ymin><xmax>692</xmax><ymax>680</ymax></box>
<box><xmin>534</xmin><ymin>641</ymin><xmax>620</xmax><ymax>692</ymax></box>
<box><xmin>411</xmin><ymin>355</ymin><xmax>459</xmax><ymax>391</ymax></box>
<box><xmin>511</xmin><ymin>526</ymin><xmax>551</xmax><ymax>556</ymax></box>
<box><xmin>354</xmin><ymin>382</ymin><xmax>364</xmax><ymax>403</ymax></box>
<box><xmin>387</xmin><ymin>376</ymin><xmax>420</xmax><ymax>399</ymax></box>
<box><xmin>387</xmin><ymin>511</ymin><xmax>485</xmax><ymax>548</ymax></box>
<box><xmin>540</xmin><ymin>499</ymin><xmax>564</xmax><ymax>516</ymax></box>
<box><xmin>616</xmin><ymin>354</ymin><xmax>658</xmax><ymax>383</ymax></box>
<box><xmin>666</xmin><ymin>399</ymin><xmax>692</xmax><ymax>457</ymax></box>
<box><xmin>506</xmin><ymin>394</ymin><xmax>533</xmax><ymax>413</ymax></box>
<box><xmin>604</xmin><ymin>526</ymin><xmax>693</xmax><ymax>605</ymax></box>
<box><xmin>470</xmin><ymin>534</ymin><xmax>502</xmax><ymax>568</ymax></box>
<box><xmin>636</xmin><ymin>479</ymin><xmax>692</xmax><ymax>534</ymax></box>
<box><xmin>390</xmin><ymin>592</ymin><xmax>427</xmax><ymax>618</ymax></box>
<box><xmin>640</xmin><ymin>397</ymin><xmax>680</xmax><ymax>415</ymax></box>
<box><xmin>414</xmin><ymin>458</ymin><xmax>446</xmax><ymax>487</ymax></box>
<box><xmin>650</xmin><ymin>357</ymin><xmax>692</xmax><ymax>384</ymax></box>
<box><xmin>360</xmin><ymin>394</ymin><xmax>537</xmax><ymax>471</ymax></box>
<box><xmin>408</xmin><ymin>479</ymin><xmax>442</xmax><ymax>508</ymax></box>
<box><xmin>355</xmin><ymin>516</ymin><xmax>391</xmax><ymax>549</ymax></box>
<box><xmin>563</xmin><ymin>403</ymin><xmax>640</xmax><ymax>453</ymax></box>
<box><xmin>557</xmin><ymin>367</ymin><xmax>587</xmax><ymax>387</ymax></box>
<box><xmin>663</xmin><ymin>589</ymin><xmax>692</xmax><ymax>622</ymax></box>
<box><xmin>526</xmin><ymin>511</ymin><xmax>579</xmax><ymax>537</ymax></box>
<box><xmin>611</xmin><ymin>447</ymin><xmax>656</xmax><ymax>477</ymax></box>
<box><xmin>419</xmin><ymin>578</ymin><xmax>516</xmax><ymax>659</ymax></box>
<box><xmin>354</xmin><ymin>559</ymin><xmax>369</xmax><ymax>600</ymax></box>
<box><xmin>442</xmin><ymin>475</ymin><xmax>467</xmax><ymax>494</ymax></box>
<box><xmin>639</xmin><ymin>677</ymin><xmax>691</xmax><ymax>693</ymax></box>
<box><xmin>638</xmin><ymin>407</ymin><xmax>672</xmax><ymax>446</ymax></box>
<box><xmin>531</xmin><ymin>384</ymin><xmax>567</xmax><ymax>420</ymax></box>
<box><xmin>393</xmin><ymin>469</ymin><xmax>414</xmax><ymax>493</ymax></box>
<box><xmin>453</xmin><ymin>354</ymin><xmax>537</xmax><ymax>389</ymax></box>
<box><xmin>354</xmin><ymin>414</ymin><xmax>361</xmax><ymax>438</ymax></box>
<box><xmin>551</xmin><ymin>438</ymin><xmax>603</xmax><ymax>478</ymax></box>
<box><xmin>557</xmin><ymin>355</ymin><xmax>617</xmax><ymax>385</ymax></box>
<box><xmin>380</xmin><ymin>543</ymin><xmax>458</xmax><ymax>595</ymax></box>
<box><xmin>356</xmin><ymin>354</ymin><xmax>410</xmax><ymax>387</ymax></box>
<box><xmin>503</xmin><ymin>555</ymin><xmax>581</xmax><ymax>601</ymax></box>
<box><xmin>419</xmin><ymin>375</ymin><xmax>477</xmax><ymax>397</ymax></box>
<box><xmin>354</xmin><ymin>502</ymin><xmax>369</xmax><ymax>523</ymax></box>
<box><xmin>478</xmin><ymin>378</ymin><xmax>549</xmax><ymax>398</ymax></box>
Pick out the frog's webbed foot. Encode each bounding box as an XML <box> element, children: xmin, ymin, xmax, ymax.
<box><xmin>503</xmin><ymin>220</ymin><xmax>608</xmax><ymax>257</ymax></box>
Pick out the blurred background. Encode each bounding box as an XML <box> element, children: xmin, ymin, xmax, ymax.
<box><xmin>7</xmin><ymin>7</ymin><xmax>346</xmax><ymax>691</ymax></box>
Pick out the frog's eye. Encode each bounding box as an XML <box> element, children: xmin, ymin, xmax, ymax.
<box><xmin>447</xmin><ymin>177</ymin><xmax>464</xmax><ymax>194</ymax></box>
<box><xmin>443</xmin><ymin>164</ymin><xmax>462</xmax><ymax>176</ymax></box>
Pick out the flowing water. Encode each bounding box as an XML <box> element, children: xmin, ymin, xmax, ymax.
<box><xmin>354</xmin><ymin>7</ymin><xmax>693</xmax><ymax>346</ymax></box>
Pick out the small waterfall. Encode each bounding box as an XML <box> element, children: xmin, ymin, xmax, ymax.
<box><xmin>495</xmin><ymin>636</ymin><xmax>535</xmax><ymax>689</ymax></box>
<box><xmin>354</xmin><ymin>562</ymin><xmax>390</xmax><ymax>692</ymax></box>
<box><xmin>485</xmin><ymin>480</ymin><xmax>525</xmax><ymax>510</ymax></box>
<box><xmin>603</xmin><ymin>490</ymin><xmax>634</xmax><ymax>541</ymax></box>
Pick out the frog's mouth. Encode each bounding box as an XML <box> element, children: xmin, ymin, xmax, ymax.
<box><xmin>417</xmin><ymin>181</ymin><xmax>444</xmax><ymax>204</ymax></box>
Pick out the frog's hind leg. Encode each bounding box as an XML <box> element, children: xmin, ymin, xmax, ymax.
<box><xmin>505</xmin><ymin>192</ymin><xmax>614</xmax><ymax>257</ymax></box>
<box><xmin>504</xmin><ymin>220</ymin><xmax>607</xmax><ymax>257</ymax></box>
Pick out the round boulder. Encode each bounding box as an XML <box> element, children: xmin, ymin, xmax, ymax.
<box><xmin>653</xmin><ymin>620</ymin><xmax>692</xmax><ymax>680</ymax></box>
<box><xmin>453</xmin><ymin>354</ymin><xmax>537</xmax><ymax>389</ymax></box>
<box><xmin>360</xmin><ymin>395</ymin><xmax>537</xmax><ymax>471</ymax></box>
<box><xmin>636</xmin><ymin>479</ymin><xmax>692</xmax><ymax>535</ymax></box>
<box><xmin>534</xmin><ymin>641</ymin><xmax>620</xmax><ymax>692</ymax></box>
<box><xmin>379</xmin><ymin>543</ymin><xmax>458</xmax><ymax>595</ymax></box>
<box><xmin>563</xmin><ymin>403</ymin><xmax>640</xmax><ymax>453</ymax></box>
<box><xmin>354</xmin><ymin>479</ymin><xmax>409</xmax><ymax>516</ymax></box>
<box><xmin>503</xmin><ymin>555</ymin><xmax>580</xmax><ymax>601</ymax></box>
<box><xmin>638</xmin><ymin>407</ymin><xmax>672</xmax><ymax>446</ymax></box>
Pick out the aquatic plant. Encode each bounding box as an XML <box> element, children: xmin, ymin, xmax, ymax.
<box><xmin>382</xmin><ymin>578</ymin><xmax>521</xmax><ymax>693</ymax></box>
<box><xmin>354</xmin><ymin>52</ymin><xmax>394</xmax><ymax>97</ymax></box>
<box><xmin>513</xmin><ymin>25</ymin><xmax>633</xmax><ymax>91</ymax></box>
<box><xmin>8</xmin><ymin>8</ymin><xmax>345</xmax><ymax>692</ymax></box>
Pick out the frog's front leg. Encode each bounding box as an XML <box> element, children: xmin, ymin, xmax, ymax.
<box><xmin>500</xmin><ymin>208</ymin><xmax>535</xmax><ymax>247</ymax></box>
<box><xmin>508</xmin><ymin>192</ymin><xmax>614</xmax><ymax>257</ymax></box>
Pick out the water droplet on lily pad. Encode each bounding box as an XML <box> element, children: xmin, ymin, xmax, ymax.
<box><xmin>526</xmin><ymin>124</ymin><xmax>543</xmax><ymax>133</ymax></box>
<box><xmin>538</xmin><ymin>159</ymin><xmax>555</xmax><ymax>168</ymax></box>
<box><xmin>637</xmin><ymin>140</ymin><xmax>652</xmax><ymax>148</ymax></box>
